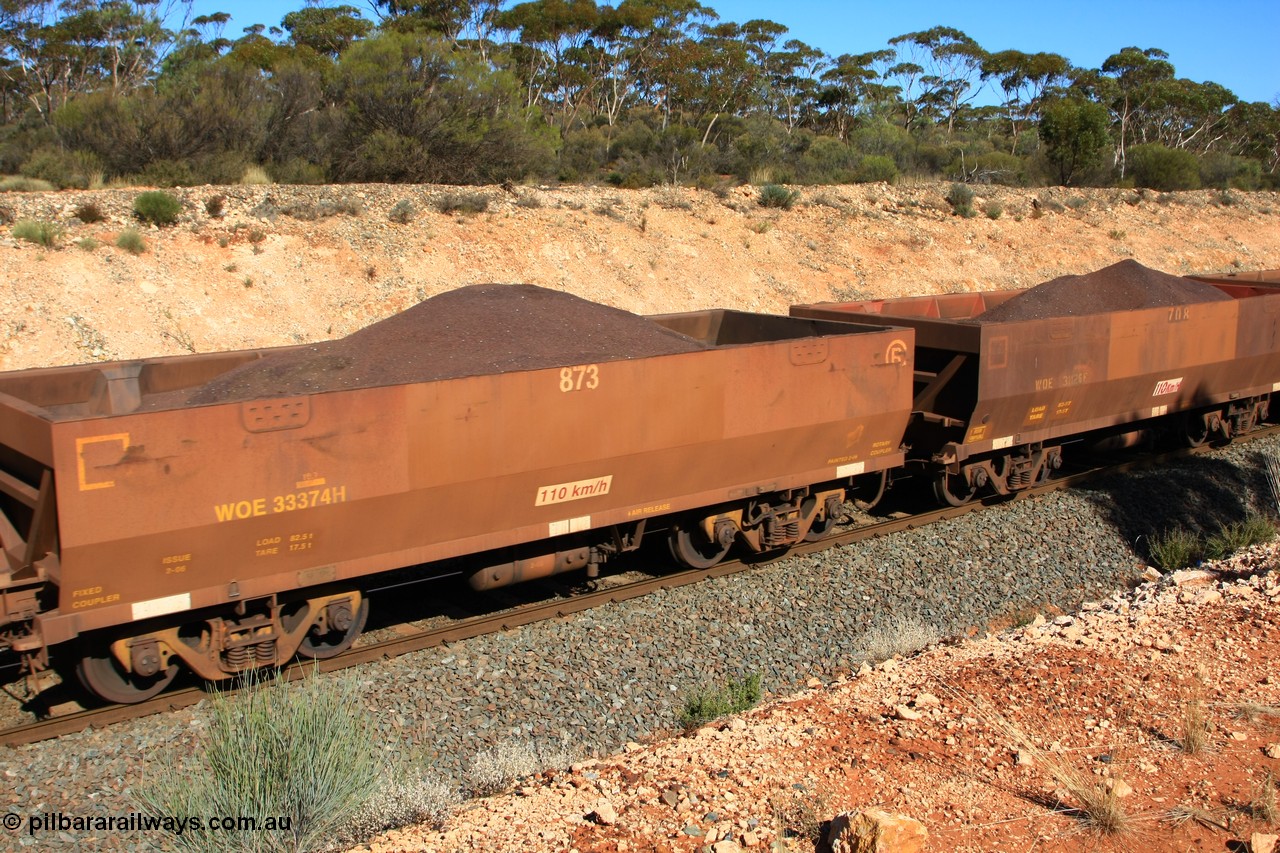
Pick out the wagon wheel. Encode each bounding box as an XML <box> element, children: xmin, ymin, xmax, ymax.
<box><xmin>847</xmin><ymin>470</ymin><xmax>888</xmax><ymax>512</ymax></box>
<box><xmin>803</xmin><ymin>492</ymin><xmax>848</xmax><ymax>542</ymax></box>
<box><xmin>1182</xmin><ymin>412</ymin><xmax>1211</xmax><ymax>448</ymax></box>
<box><xmin>932</xmin><ymin>469</ymin><xmax>976</xmax><ymax>507</ymax></box>
<box><xmin>668</xmin><ymin>521</ymin><xmax>731</xmax><ymax>569</ymax></box>
<box><xmin>803</xmin><ymin>511</ymin><xmax>839</xmax><ymax>542</ymax></box>
<box><xmin>297</xmin><ymin>597</ymin><xmax>370</xmax><ymax>660</ymax></box>
<box><xmin>77</xmin><ymin>644</ymin><xmax>178</xmax><ymax>705</ymax></box>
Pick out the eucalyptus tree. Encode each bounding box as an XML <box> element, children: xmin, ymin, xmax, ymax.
<box><xmin>886</xmin><ymin>26</ymin><xmax>985</xmax><ymax>134</ymax></box>
<box><xmin>980</xmin><ymin>49</ymin><xmax>1070</xmax><ymax>153</ymax></box>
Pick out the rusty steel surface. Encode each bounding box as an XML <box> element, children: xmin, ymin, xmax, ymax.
<box><xmin>0</xmin><ymin>304</ymin><xmax>913</xmax><ymax>651</ymax></box>
<box><xmin>792</xmin><ymin>271</ymin><xmax>1280</xmax><ymax>464</ymax></box>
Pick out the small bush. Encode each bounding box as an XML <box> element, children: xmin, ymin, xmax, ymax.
<box><xmin>324</xmin><ymin>196</ymin><xmax>362</xmax><ymax>217</ymax></box>
<box><xmin>1128</xmin><ymin>143</ymin><xmax>1201</xmax><ymax>191</ymax></box>
<box><xmin>856</xmin><ymin>154</ymin><xmax>898</xmax><ymax>184</ymax></box>
<box><xmin>133</xmin><ymin>191</ymin><xmax>182</xmax><ymax>226</ymax></box>
<box><xmin>516</xmin><ymin>193</ymin><xmax>543</xmax><ymax>209</ymax></box>
<box><xmin>678</xmin><ymin>673</ymin><xmax>762</xmax><ymax>730</ymax></box>
<box><xmin>388</xmin><ymin>199</ymin><xmax>416</xmax><ymax>224</ymax></box>
<box><xmin>247</xmin><ymin>228</ymin><xmax>266</xmax><ymax>244</ymax></box>
<box><xmin>115</xmin><ymin>228</ymin><xmax>146</xmax><ymax>254</ymax></box>
<box><xmin>984</xmin><ymin>201</ymin><xmax>1004</xmax><ymax>220</ymax></box>
<box><xmin>770</xmin><ymin>787</ymin><xmax>830</xmax><ymax>844</ymax></box>
<box><xmin>12</xmin><ymin>219</ymin><xmax>63</xmax><ymax>247</ymax></box>
<box><xmin>205</xmin><ymin>195</ymin><xmax>225</xmax><ymax>217</ymax></box>
<box><xmin>339</xmin><ymin>769</ymin><xmax>458</xmax><ymax>845</ymax></box>
<box><xmin>1148</xmin><ymin>527</ymin><xmax>1201</xmax><ymax>570</ymax></box>
<box><xmin>75</xmin><ymin>237</ymin><xmax>100</xmax><ymax>251</ymax></box>
<box><xmin>240</xmin><ymin>165</ymin><xmax>273</xmax><ymax>185</ymax></box>
<box><xmin>758</xmin><ymin>184</ymin><xmax>798</xmax><ymax>210</ymax></box>
<box><xmin>136</xmin><ymin>672</ymin><xmax>379</xmax><ymax>853</ymax></box>
<box><xmin>74</xmin><ymin>203</ymin><xmax>105</xmax><ymax>223</ymax></box>
<box><xmin>466</xmin><ymin>737</ymin><xmax>572</xmax><ymax>797</ymax></box>
<box><xmin>434</xmin><ymin>191</ymin><xmax>490</xmax><ymax>216</ymax></box>
<box><xmin>946</xmin><ymin>183</ymin><xmax>974</xmax><ymax>212</ymax></box>
<box><xmin>655</xmin><ymin>188</ymin><xmax>693</xmax><ymax>210</ymax></box>
<box><xmin>856</xmin><ymin>616</ymin><xmax>940</xmax><ymax>662</ymax></box>
<box><xmin>0</xmin><ymin>176</ymin><xmax>56</xmax><ymax>192</ymax></box>
<box><xmin>0</xmin><ymin>205</ymin><xmax>11</xmax><ymax>225</ymax></box>
<box><xmin>1065</xmin><ymin>196</ymin><xmax>1088</xmax><ymax>210</ymax></box>
<box><xmin>1204</xmin><ymin>515</ymin><xmax>1275</xmax><ymax>560</ymax></box>
<box><xmin>1109</xmin><ymin>229</ymin><xmax>1127</xmax><ymax>240</ymax></box>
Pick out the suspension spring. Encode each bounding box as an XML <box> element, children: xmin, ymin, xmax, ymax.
<box><xmin>255</xmin><ymin>638</ymin><xmax>277</xmax><ymax>664</ymax></box>
<box><xmin>224</xmin><ymin>645</ymin><xmax>251</xmax><ymax>669</ymax></box>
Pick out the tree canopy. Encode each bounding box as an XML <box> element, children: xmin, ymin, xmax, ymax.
<box><xmin>0</xmin><ymin>1</ymin><xmax>1275</xmax><ymax>190</ymax></box>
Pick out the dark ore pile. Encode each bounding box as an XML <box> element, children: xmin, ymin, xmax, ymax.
<box><xmin>975</xmin><ymin>259</ymin><xmax>1233</xmax><ymax>321</ymax></box>
<box><xmin>180</xmin><ymin>284</ymin><xmax>706</xmax><ymax>405</ymax></box>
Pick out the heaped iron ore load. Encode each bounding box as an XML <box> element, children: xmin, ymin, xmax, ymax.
<box><xmin>792</xmin><ymin>261</ymin><xmax>1280</xmax><ymax>505</ymax></box>
<box><xmin>0</xmin><ymin>285</ymin><xmax>912</xmax><ymax>702</ymax></box>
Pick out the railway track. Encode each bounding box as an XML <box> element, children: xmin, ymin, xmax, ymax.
<box><xmin>4</xmin><ymin>425</ymin><xmax>1276</xmax><ymax>748</ymax></box>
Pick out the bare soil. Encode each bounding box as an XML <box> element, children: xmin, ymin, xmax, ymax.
<box><xmin>1</xmin><ymin>182</ymin><xmax>1277</xmax><ymax>373</ymax></box>
<box><xmin>2</xmin><ymin>181</ymin><xmax>1279</xmax><ymax>852</ymax></box>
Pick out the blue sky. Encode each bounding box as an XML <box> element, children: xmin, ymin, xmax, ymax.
<box><xmin>190</xmin><ymin>0</ymin><xmax>1279</xmax><ymax>105</ymax></box>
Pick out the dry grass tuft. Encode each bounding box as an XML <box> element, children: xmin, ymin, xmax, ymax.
<box><xmin>1254</xmin><ymin>771</ymin><xmax>1279</xmax><ymax>825</ymax></box>
<box><xmin>1162</xmin><ymin>804</ymin><xmax>1230</xmax><ymax>831</ymax></box>
<box><xmin>1179</xmin><ymin>668</ymin><xmax>1211</xmax><ymax>755</ymax></box>
<box><xmin>960</xmin><ymin>691</ymin><xmax>1130</xmax><ymax>834</ymax></box>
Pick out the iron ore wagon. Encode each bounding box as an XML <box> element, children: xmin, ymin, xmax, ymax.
<box><xmin>0</xmin><ymin>285</ymin><xmax>912</xmax><ymax>702</ymax></box>
<box><xmin>792</xmin><ymin>261</ymin><xmax>1280</xmax><ymax>505</ymax></box>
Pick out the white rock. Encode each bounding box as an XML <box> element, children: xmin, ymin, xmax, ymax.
<box><xmin>825</xmin><ymin>808</ymin><xmax>928</xmax><ymax>853</ymax></box>
<box><xmin>1252</xmin><ymin>832</ymin><xmax>1278</xmax><ymax>853</ymax></box>
<box><xmin>591</xmin><ymin>799</ymin><xmax>618</xmax><ymax>825</ymax></box>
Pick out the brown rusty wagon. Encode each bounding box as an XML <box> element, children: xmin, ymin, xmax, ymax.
<box><xmin>0</xmin><ymin>286</ymin><xmax>913</xmax><ymax>702</ymax></box>
<box><xmin>792</xmin><ymin>262</ymin><xmax>1280</xmax><ymax>505</ymax></box>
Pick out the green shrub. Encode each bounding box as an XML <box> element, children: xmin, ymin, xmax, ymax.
<box><xmin>984</xmin><ymin>201</ymin><xmax>1004</xmax><ymax>220</ymax></box>
<box><xmin>855</xmin><ymin>154</ymin><xmax>898</xmax><ymax>184</ymax></box>
<box><xmin>1148</xmin><ymin>527</ymin><xmax>1202</xmax><ymax>571</ymax></box>
<box><xmin>20</xmin><ymin>149</ymin><xmax>102</xmax><ymax>189</ymax></box>
<box><xmin>1128</xmin><ymin>144</ymin><xmax>1201</xmax><ymax>191</ymax></box>
<box><xmin>1205</xmin><ymin>515</ymin><xmax>1275</xmax><ymax>560</ymax></box>
<box><xmin>1200</xmin><ymin>152</ymin><xmax>1263</xmax><ymax>190</ymax></box>
<box><xmin>945</xmin><ymin>183</ymin><xmax>975</xmax><ymax>215</ymax></box>
<box><xmin>0</xmin><ymin>176</ymin><xmax>56</xmax><ymax>192</ymax></box>
<box><xmin>75</xmin><ymin>237</ymin><xmax>100</xmax><ymax>251</ymax></box>
<box><xmin>12</xmin><ymin>219</ymin><xmax>63</xmax><ymax>247</ymax></box>
<box><xmin>137</xmin><ymin>672</ymin><xmax>379</xmax><ymax>853</ymax></box>
<box><xmin>74</xmin><ymin>202</ymin><xmax>105</xmax><ymax>223</ymax></box>
<box><xmin>115</xmin><ymin>228</ymin><xmax>146</xmax><ymax>254</ymax></box>
<box><xmin>133</xmin><ymin>191</ymin><xmax>182</xmax><ymax>226</ymax></box>
<box><xmin>205</xmin><ymin>195</ymin><xmax>225</xmax><ymax>217</ymax></box>
<box><xmin>388</xmin><ymin>199</ymin><xmax>416</xmax><ymax>224</ymax></box>
<box><xmin>434</xmin><ymin>191</ymin><xmax>490</xmax><ymax>215</ymax></box>
<box><xmin>758</xmin><ymin>184</ymin><xmax>799</xmax><ymax>210</ymax></box>
<box><xmin>678</xmin><ymin>673</ymin><xmax>762</xmax><ymax>730</ymax></box>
